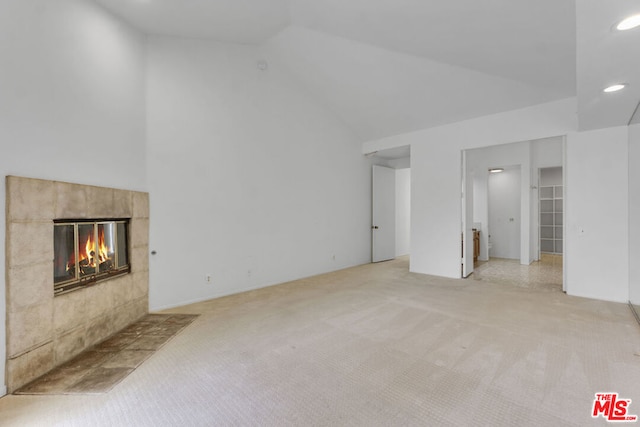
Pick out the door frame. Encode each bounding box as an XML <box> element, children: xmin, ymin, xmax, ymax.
<box><xmin>372</xmin><ymin>165</ymin><xmax>396</xmax><ymax>263</ymax></box>
<box><xmin>461</xmin><ymin>151</ymin><xmax>474</xmax><ymax>277</ymax></box>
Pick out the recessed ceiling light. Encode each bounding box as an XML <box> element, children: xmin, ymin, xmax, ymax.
<box><xmin>604</xmin><ymin>84</ymin><xmax>627</xmax><ymax>93</ymax></box>
<box><xmin>617</xmin><ymin>14</ymin><xmax>640</xmax><ymax>31</ymax></box>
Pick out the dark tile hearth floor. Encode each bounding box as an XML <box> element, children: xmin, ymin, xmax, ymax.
<box><xmin>15</xmin><ymin>313</ymin><xmax>199</xmax><ymax>395</ymax></box>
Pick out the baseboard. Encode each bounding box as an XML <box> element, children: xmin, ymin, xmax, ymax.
<box><xmin>150</xmin><ymin>261</ymin><xmax>371</xmax><ymax>312</ymax></box>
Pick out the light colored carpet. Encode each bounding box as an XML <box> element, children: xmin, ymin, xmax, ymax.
<box><xmin>0</xmin><ymin>257</ymin><xmax>639</xmax><ymax>426</ymax></box>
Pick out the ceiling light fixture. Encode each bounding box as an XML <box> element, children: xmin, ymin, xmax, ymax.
<box><xmin>617</xmin><ymin>14</ymin><xmax>640</xmax><ymax>31</ymax></box>
<box><xmin>604</xmin><ymin>84</ymin><xmax>627</xmax><ymax>93</ymax></box>
<box><xmin>489</xmin><ymin>168</ymin><xmax>504</xmax><ymax>174</ymax></box>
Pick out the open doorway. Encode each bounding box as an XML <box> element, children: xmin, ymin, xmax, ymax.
<box><xmin>461</xmin><ymin>137</ymin><xmax>564</xmax><ymax>290</ymax></box>
<box><xmin>368</xmin><ymin>146</ymin><xmax>411</xmax><ymax>264</ymax></box>
<box><xmin>539</xmin><ymin>167</ymin><xmax>563</xmax><ymax>256</ymax></box>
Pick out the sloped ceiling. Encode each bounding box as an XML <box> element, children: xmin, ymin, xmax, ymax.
<box><xmin>93</xmin><ymin>0</ymin><xmax>640</xmax><ymax>141</ymax></box>
<box><xmin>288</xmin><ymin>0</ymin><xmax>576</xmax><ymax>96</ymax></box>
<box><xmin>92</xmin><ymin>0</ymin><xmax>290</xmax><ymax>42</ymax></box>
<box><xmin>265</xmin><ymin>26</ymin><xmax>561</xmax><ymax>140</ymax></box>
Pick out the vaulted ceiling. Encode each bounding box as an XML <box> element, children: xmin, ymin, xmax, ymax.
<box><xmin>94</xmin><ymin>0</ymin><xmax>640</xmax><ymax>141</ymax></box>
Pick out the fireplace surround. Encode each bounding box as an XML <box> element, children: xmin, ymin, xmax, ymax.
<box><xmin>5</xmin><ymin>176</ymin><xmax>149</xmax><ymax>392</ymax></box>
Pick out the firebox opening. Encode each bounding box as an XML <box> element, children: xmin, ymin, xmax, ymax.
<box><xmin>54</xmin><ymin>219</ymin><xmax>130</xmax><ymax>295</ymax></box>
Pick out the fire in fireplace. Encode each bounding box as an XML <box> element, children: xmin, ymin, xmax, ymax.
<box><xmin>54</xmin><ymin>219</ymin><xmax>130</xmax><ymax>294</ymax></box>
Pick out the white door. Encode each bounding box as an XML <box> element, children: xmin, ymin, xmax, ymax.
<box><xmin>461</xmin><ymin>152</ymin><xmax>474</xmax><ymax>277</ymax></box>
<box><xmin>372</xmin><ymin>165</ymin><xmax>396</xmax><ymax>262</ymax></box>
<box><xmin>488</xmin><ymin>167</ymin><xmax>521</xmax><ymax>259</ymax></box>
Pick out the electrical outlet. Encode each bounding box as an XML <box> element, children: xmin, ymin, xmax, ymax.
<box><xmin>205</xmin><ymin>274</ymin><xmax>212</xmax><ymax>284</ymax></box>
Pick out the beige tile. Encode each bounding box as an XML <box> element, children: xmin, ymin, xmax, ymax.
<box><xmin>471</xmin><ymin>255</ymin><xmax>563</xmax><ymax>290</ymax></box>
<box><xmin>132</xmin><ymin>191</ymin><xmax>149</xmax><ymax>219</ymax></box>
<box><xmin>54</xmin><ymin>182</ymin><xmax>89</xmax><ymax>219</ymax></box>
<box><xmin>101</xmin><ymin>350</ymin><xmax>154</xmax><ymax>369</ymax></box>
<box><xmin>93</xmin><ymin>334</ymin><xmax>139</xmax><ymax>352</ymax></box>
<box><xmin>164</xmin><ymin>314</ymin><xmax>199</xmax><ymax>325</ymax></box>
<box><xmin>104</xmin><ymin>279</ymin><xmax>123</xmax><ymax>312</ymax></box>
<box><xmin>112</xmin><ymin>189</ymin><xmax>133</xmax><ymax>218</ymax></box>
<box><xmin>119</xmin><ymin>320</ymin><xmax>157</xmax><ymax>337</ymax></box>
<box><xmin>7</xmin><ymin>262</ymin><xmax>52</xmax><ymax>313</ymax></box>
<box><xmin>4</xmin><ymin>178</ymin><xmax>152</xmax><ymax>395</ymax></box>
<box><xmin>148</xmin><ymin>322</ymin><xmax>186</xmax><ymax>336</ymax></box>
<box><xmin>6</xmin><ymin>176</ymin><xmax>55</xmax><ymax>221</ymax></box>
<box><xmin>131</xmin><ymin>271</ymin><xmax>149</xmax><ymax>299</ymax></box>
<box><xmin>85</xmin><ymin>313</ymin><xmax>117</xmax><ymax>348</ymax></box>
<box><xmin>10</xmin><ymin>313</ymin><xmax>194</xmax><ymax>395</ymax></box>
<box><xmin>15</xmin><ymin>365</ymin><xmax>91</xmax><ymax>395</ymax></box>
<box><xmin>53</xmin><ymin>289</ymin><xmax>87</xmax><ymax>335</ymax></box>
<box><xmin>83</xmin><ymin>282</ymin><xmax>115</xmax><ymax>319</ymax></box>
<box><xmin>7</xmin><ymin>301</ymin><xmax>54</xmax><ymax>357</ymax></box>
<box><xmin>127</xmin><ymin>300</ymin><xmax>146</xmax><ymax>319</ymax></box>
<box><xmin>54</xmin><ymin>327</ymin><xmax>86</xmax><ymax>365</ymax></box>
<box><xmin>129</xmin><ymin>218</ymin><xmax>149</xmax><ymax>248</ymax></box>
<box><xmin>140</xmin><ymin>313</ymin><xmax>172</xmax><ymax>323</ymax></box>
<box><xmin>7</xmin><ymin>221</ymin><xmax>53</xmax><ymax>268</ymax></box>
<box><xmin>110</xmin><ymin>274</ymin><xmax>133</xmax><ymax>307</ymax></box>
<box><xmin>132</xmin><ymin>296</ymin><xmax>149</xmax><ymax>319</ymax></box>
<box><xmin>59</xmin><ymin>350</ymin><xmax>114</xmax><ymax>371</ymax></box>
<box><xmin>66</xmin><ymin>367</ymin><xmax>133</xmax><ymax>394</ymax></box>
<box><xmin>126</xmin><ymin>334</ymin><xmax>172</xmax><ymax>351</ymax></box>
<box><xmin>129</xmin><ymin>246</ymin><xmax>149</xmax><ymax>274</ymax></box>
<box><xmin>109</xmin><ymin>306</ymin><xmax>133</xmax><ymax>334</ymax></box>
<box><xmin>116</xmin><ymin>317</ymin><xmax>134</xmax><ymax>336</ymax></box>
<box><xmin>87</xmin><ymin>187</ymin><xmax>115</xmax><ymax>218</ymax></box>
<box><xmin>110</xmin><ymin>300</ymin><xmax>147</xmax><ymax>334</ymax></box>
<box><xmin>6</xmin><ymin>342</ymin><xmax>54</xmax><ymax>393</ymax></box>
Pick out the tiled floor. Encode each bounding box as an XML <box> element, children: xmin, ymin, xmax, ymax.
<box><xmin>471</xmin><ymin>254</ymin><xmax>563</xmax><ymax>291</ymax></box>
<box><xmin>15</xmin><ymin>313</ymin><xmax>198</xmax><ymax>395</ymax></box>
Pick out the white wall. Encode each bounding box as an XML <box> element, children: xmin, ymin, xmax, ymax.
<box><xmin>146</xmin><ymin>36</ymin><xmax>371</xmax><ymax>310</ymax></box>
<box><xmin>628</xmin><ymin>123</ymin><xmax>640</xmax><ymax>305</ymax></box>
<box><xmin>566</xmin><ymin>126</ymin><xmax>629</xmax><ymax>302</ymax></box>
<box><xmin>363</xmin><ymin>98</ymin><xmax>576</xmax><ymax>279</ymax></box>
<box><xmin>395</xmin><ymin>168</ymin><xmax>411</xmax><ymax>256</ymax></box>
<box><xmin>466</xmin><ymin>141</ymin><xmax>534</xmax><ymax>264</ymax></box>
<box><xmin>488</xmin><ymin>167</ymin><xmax>521</xmax><ymax>259</ymax></box>
<box><xmin>0</xmin><ymin>0</ymin><xmax>146</xmax><ymax>395</ymax></box>
<box><xmin>532</xmin><ymin>137</ymin><xmax>564</xmax><ymax>169</ymax></box>
<box><xmin>365</xmin><ymin>99</ymin><xmax>631</xmax><ymax>302</ymax></box>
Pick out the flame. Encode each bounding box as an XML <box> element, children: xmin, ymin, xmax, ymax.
<box><xmin>67</xmin><ymin>226</ymin><xmax>112</xmax><ymax>271</ymax></box>
<box><xmin>82</xmin><ymin>228</ymin><xmax>110</xmax><ymax>267</ymax></box>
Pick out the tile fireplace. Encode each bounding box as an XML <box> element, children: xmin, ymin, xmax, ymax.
<box><xmin>5</xmin><ymin>176</ymin><xmax>149</xmax><ymax>392</ymax></box>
